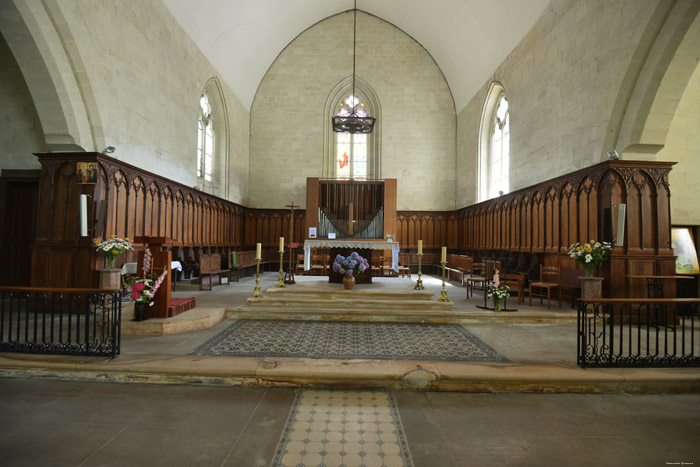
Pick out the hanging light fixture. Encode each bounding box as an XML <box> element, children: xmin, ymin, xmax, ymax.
<box><xmin>332</xmin><ymin>0</ymin><xmax>375</xmax><ymax>134</ymax></box>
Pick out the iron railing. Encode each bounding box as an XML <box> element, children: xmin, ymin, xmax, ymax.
<box><xmin>577</xmin><ymin>298</ymin><xmax>700</xmax><ymax>368</ymax></box>
<box><xmin>0</xmin><ymin>287</ymin><xmax>121</xmax><ymax>358</ymax></box>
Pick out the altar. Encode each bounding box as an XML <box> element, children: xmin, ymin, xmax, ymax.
<box><xmin>304</xmin><ymin>239</ymin><xmax>400</xmax><ymax>284</ymax></box>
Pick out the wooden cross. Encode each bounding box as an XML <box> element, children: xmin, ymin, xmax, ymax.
<box><xmin>284</xmin><ymin>202</ymin><xmax>300</xmax><ymax>284</ymax></box>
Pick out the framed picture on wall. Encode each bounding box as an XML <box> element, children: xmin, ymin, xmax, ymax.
<box><xmin>671</xmin><ymin>227</ymin><xmax>700</xmax><ymax>275</ymax></box>
<box><xmin>309</xmin><ymin>227</ymin><xmax>317</xmax><ymax>239</ymax></box>
<box><xmin>77</xmin><ymin>162</ymin><xmax>97</xmax><ymax>184</ymax></box>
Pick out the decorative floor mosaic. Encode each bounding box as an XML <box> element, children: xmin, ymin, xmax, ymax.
<box><xmin>271</xmin><ymin>389</ymin><xmax>413</xmax><ymax>467</ymax></box>
<box><xmin>191</xmin><ymin>320</ymin><xmax>508</xmax><ymax>362</ymax></box>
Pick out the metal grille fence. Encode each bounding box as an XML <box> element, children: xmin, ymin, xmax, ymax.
<box><xmin>577</xmin><ymin>299</ymin><xmax>700</xmax><ymax>368</ymax></box>
<box><xmin>0</xmin><ymin>287</ymin><xmax>121</xmax><ymax>358</ymax></box>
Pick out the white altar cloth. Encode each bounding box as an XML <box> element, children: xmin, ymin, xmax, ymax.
<box><xmin>304</xmin><ymin>240</ymin><xmax>400</xmax><ymax>272</ymax></box>
<box><xmin>121</xmin><ymin>261</ymin><xmax>182</xmax><ymax>275</ymax></box>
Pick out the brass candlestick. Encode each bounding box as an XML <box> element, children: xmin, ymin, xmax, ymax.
<box><xmin>251</xmin><ymin>258</ymin><xmax>263</xmax><ymax>298</ymax></box>
<box><xmin>414</xmin><ymin>253</ymin><xmax>424</xmax><ymax>290</ymax></box>
<box><xmin>275</xmin><ymin>251</ymin><xmax>286</xmax><ymax>288</ymax></box>
<box><xmin>438</xmin><ymin>260</ymin><xmax>450</xmax><ymax>302</ymax></box>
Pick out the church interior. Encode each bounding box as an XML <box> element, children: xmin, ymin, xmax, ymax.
<box><xmin>1</xmin><ymin>0</ymin><xmax>699</xmax><ymax>465</ymax></box>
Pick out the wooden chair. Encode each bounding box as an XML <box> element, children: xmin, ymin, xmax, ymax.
<box><xmin>310</xmin><ymin>253</ymin><xmax>326</xmax><ymax>276</ymax></box>
<box><xmin>398</xmin><ymin>254</ymin><xmax>411</xmax><ymax>278</ymax></box>
<box><xmin>295</xmin><ymin>253</ymin><xmax>305</xmax><ymax>276</ymax></box>
<box><xmin>529</xmin><ymin>265</ymin><xmax>562</xmax><ymax>309</ymax></box>
<box><xmin>502</xmin><ymin>272</ymin><xmax>526</xmax><ymax>305</ymax></box>
<box><xmin>466</xmin><ymin>261</ymin><xmax>486</xmax><ymax>298</ymax></box>
<box><xmin>371</xmin><ymin>255</ymin><xmax>383</xmax><ymax>277</ymax></box>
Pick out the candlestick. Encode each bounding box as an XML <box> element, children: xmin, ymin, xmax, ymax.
<box><xmin>417</xmin><ymin>240</ymin><xmax>422</xmax><ymax>255</ymax></box>
<box><xmin>414</xmin><ymin>253</ymin><xmax>424</xmax><ymax>290</ymax></box>
<box><xmin>441</xmin><ymin>246</ymin><xmax>447</xmax><ymax>263</ymax></box>
<box><xmin>438</xmin><ymin>260</ymin><xmax>450</xmax><ymax>302</ymax></box>
<box><xmin>251</xmin><ymin>258</ymin><xmax>263</xmax><ymax>298</ymax></box>
<box><xmin>279</xmin><ymin>236</ymin><xmax>284</xmax><ymax>253</ymax></box>
<box><xmin>256</xmin><ymin>242</ymin><xmax>261</xmax><ymax>260</ymax></box>
<box><xmin>275</xmin><ymin>250</ymin><xmax>286</xmax><ymax>288</ymax></box>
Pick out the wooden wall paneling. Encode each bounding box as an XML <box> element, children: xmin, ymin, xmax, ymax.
<box><xmin>520</xmin><ymin>194</ymin><xmax>531</xmax><ymax>252</ymax></box>
<box><xmin>532</xmin><ymin>191</ymin><xmax>544</xmax><ymax>252</ymax></box>
<box><xmin>50</xmin><ymin>162</ymin><xmax>73</xmax><ymax>240</ymax></box>
<box><xmin>560</xmin><ymin>183</ymin><xmax>575</xmax><ymax>250</ymax></box>
<box><xmin>510</xmin><ymin>199</ymin><xmax>519</xmax><ymax>251</ymax></box>
<box><xmin>626</xmin><ymin>181</ymin><xmax>642</xmax><ymax>252</ymax></box>
<box><xmin>637</xmin><ymin>172</ymin><xmax>656</xmax><ymax>253</ymax></box>
<box><xmin>656</xmin><ymin>182</ymin><xmax>672</xmax><ymax>255</ymax></box>
<box><xmin>544</xmin><ymin>188</ymin><xmax>559</xmax><ymax>253</ymax></box>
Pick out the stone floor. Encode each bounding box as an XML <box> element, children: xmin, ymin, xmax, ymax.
<box><xmin>2</xmin><ymin>273</ymin><xmax>699</xmax><ymax>465</ymax></box>
<box><xmin>0</xmin><ymin>377</ymin><xmax>698</xmax><ymax>467</ymax></box>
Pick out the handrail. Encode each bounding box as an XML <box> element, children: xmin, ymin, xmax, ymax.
<box><xmin>0</xmin><ymin>286</ymin><xmax>120</xmax><ymax>293</ymax></box>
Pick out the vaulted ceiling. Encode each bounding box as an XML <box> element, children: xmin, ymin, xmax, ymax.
<box><xmin>162</xmin><ymin>0</ymin><xmax>550</xmax><ymax>112</ymax></box>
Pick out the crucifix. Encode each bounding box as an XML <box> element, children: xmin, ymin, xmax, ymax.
<box><xmin>284</xmin><ymin>201</ymin><xmax>300</xmax><ymax>284</ymax></box>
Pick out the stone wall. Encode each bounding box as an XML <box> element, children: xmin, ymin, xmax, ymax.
<box><xmin>249</xmin><ymin>11</ymin><xmax>456</xmax><ymax>210</ymax></box>
<box><xmin>657</xmin><ymin>58</ymin><xmax>700</xmax><ymax>225</ymax></box>
<box><xmin>456</xmin><ymin>0</ymin><xmax>662</xmax><ymax>205</ymax></box>
<box><xmin>0</xmin><ymin>32</ymin><xmax>45</xmax><ymax>170</ymax></box>
<box><xmin>1</xmin><ymin>0</ymin><xmax>249</xmax><ymax>204</ymax></box>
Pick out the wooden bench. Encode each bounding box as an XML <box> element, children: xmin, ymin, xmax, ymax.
<box><xmin>446</xmin><ymin>254</ymin><xmax>473</xmax><ymax>285</ymax></box>
<box><xmin>199</xmin><ymin>253</ymin><xmax>230</xmax><ymax>291</ymax></box>
<box><xmin>229</xmin><ymin>250</ymin><xmax>275</xmax><ymax>281</ymax></box>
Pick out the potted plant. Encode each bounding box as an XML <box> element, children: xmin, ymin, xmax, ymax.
<box><xmin>123</xmin><ymin>248</ymin><xmax>168</xmax><ymax>321</ymax></box>
<box><xmin>332</xmin><ymin>252</ymin><xmax>369</xmax><ymax>290</ymax></box>
<box><xmin>487</xmin><ymin>269</ymin><xmax>510</xmax><ymax>311</ymax></box>
<box><xmin>95</xmin><ymin>235</ymin><xmax>133</xmax><ymax>269</ymax></box>
<box><xmin>568</xmin><ymin>240</ymin><xmax>612</xmax><ymax>298</ymax></box>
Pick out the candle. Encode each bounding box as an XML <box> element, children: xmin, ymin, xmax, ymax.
<box><xmin>441</xmin><ymin>246</ymin><xmax>447</xmax><ymax>263</ymax></box>
<box><xmin>417</xmin><ymin>240</ymin><xmax>422</xmax><ymax>255</ymax></box>
<box><xmin>256</xmin><ymin>243</ymin><xmax>261</xmax><ymax>260</ymax></box>
<box><xmin>80</xmin><ymin>194</ymin><xmax>88</xmax><ymax>237</ymax></box>
<box><xmin>279</xmin><ymin>237</ymin><xmax>284</xmax><ymax>252</ymax></box>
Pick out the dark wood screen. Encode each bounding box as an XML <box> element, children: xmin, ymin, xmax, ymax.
<box><xmin>396</xmin><ymin>160</ymin><xmax>676</xmax><ymax>298</ymax></box>
<box><xmin>30</xmin><ymin>153</ymin><xmax>305</xmax><ymax>288</ymax></box>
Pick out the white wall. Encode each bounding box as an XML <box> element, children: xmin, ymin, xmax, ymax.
<box><xmin>0</xmin><ymin>32</ymin><xmax>46</xmax><ymax>170</ymax></box>
<box><xmin>249</xmin><ymin>11</ymin><xmax>456</xmax><ymax>210</ymax></box>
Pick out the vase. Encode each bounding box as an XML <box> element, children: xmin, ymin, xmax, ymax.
<box><xmin>343</xmin><ymin>273</ymin><xmax>356</xmax><ymax>290</ymax></box>
<box><xmin>106</xmin><ymin>254</ymin><xmax>117</xmax><ymax>269</ymax></box>
<box><xmin>580</xmin><ymin>276</ymin><xmax>604</xmax><ymax>299</ymax></box>
<box><xmin>98</xmin><ymin>268</ymin><xmax>122</xmax><ymax>291</ymax></box>
<box><xmin>493</xmin><ymin>299</ymin><xmax>501</xmax><ymax>312</ymax></box>
<box><xmin>133</xmin><ymin>302</ymin><xmax>147</xmax><ymax>321</ymax></box>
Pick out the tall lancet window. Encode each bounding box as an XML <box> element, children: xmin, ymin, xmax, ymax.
<box><xmin>336</xmin><ymin>94</ymin><xmax>368</xmax><ymax>180</ymax></box>
<box><xmin>197</xmin><ymin>95</ymin><xmax>214</xmax><ymax>182</ymax></box>
<box><xmin>490</xmin><ymin>95</ymin><xmax>509</xmax><ymax>198</ymax></box>
<box><xmin>478</xmin><ymin>83</ymin><xmax>510</xmax><ymax>201</ymax></box>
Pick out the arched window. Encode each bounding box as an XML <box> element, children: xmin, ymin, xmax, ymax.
<box><xmin>479</xmin><ymin>83</ymin><xmax>510</xmax><ymax>201</ymax></box>
<box><xmin>335</xmin><ymin>94</ymin><xmax>369</xmax><ymax>180</ymax></box>
<box><xmin>323</xmin><ymin>78</ymin><xmax>381</xmax><ymax>180</ymax></box>
<box><xmin>197</xmin><ymin>95</ymin><xmax>214</xmax><ymax>182</ymax></box>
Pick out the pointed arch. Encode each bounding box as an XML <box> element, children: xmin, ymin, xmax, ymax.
<box><xmin>323</xmin><ymin>76</ymin><xmax>382</xmax><ymax>179</ymax></box>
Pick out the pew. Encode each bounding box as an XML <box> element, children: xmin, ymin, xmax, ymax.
<box><xmin>561</xmin><ymin>268</ymin><xmax>583</xmax><ymax>308</ymax></box>
<box><xmin>445</xmin><ymin>254</ymin><xmax>473</xmax><ymax>285</ymax></box>
<box><xmin>199</xmin><ymin>253</ymin><xmax>230</xmax><ymax>291</ymax></box>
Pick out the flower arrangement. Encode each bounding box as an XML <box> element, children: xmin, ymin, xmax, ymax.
<box><xmin>332</xmin><ymin>252</ymin><xmax>369</xmax><ymax>275</ymax></box>
<box><xmin>95</xmin><ymin>235</ymin><xmax>133</xmax><ymax>268</ymax></box>
<box><xmin>568</xmin><ymin>240</ymin><xmax>612</xmax><ymax>276</ymax></box>
<box><xmin>487</xmin><ymin>269</ymin><xmax>510</xmax><ymax>311</ymax></box>
<box><xmin>124</xmin><ymin>248</ymin><xmax>168</xmax><ymax>306</ymax></box>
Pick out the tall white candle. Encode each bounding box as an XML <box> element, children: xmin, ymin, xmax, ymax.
<box><xmin>279</xmin><ymin>237</ymin><xmax>284</xmax><ymax>252</ymax></box>
<box><xmin>256</xmin><ymin>243</ymin><xmax>261</xmax><ymax>260</ymax></box>
<box><xmin>80</xmin><ymin>194</ymin><xmax>88</xmax><ymax>237</ymax></box>
<box><xmin>417</xmin><ymin>240</ymin><xmax>422</xmax><ymax>255</ymax></box>
<box><xmin>441</xmin><ymin>246</ymin><xmax>447</xmax><ymax>263</ymax></box>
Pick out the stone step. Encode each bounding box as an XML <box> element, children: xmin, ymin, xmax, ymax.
<box><xmin>246</xmin><ymin>296</ymin><xmax>452</xmax><ymax>311</ymax></box>
<box><xmin>228</xmin><ymin>306</ymin><xmax>578</xmax><ymax>324</ymax></box>
<box><xmin>263</xmin><ymin>287</ymin><xmax>435</xmax><ymax>301</ymax></box>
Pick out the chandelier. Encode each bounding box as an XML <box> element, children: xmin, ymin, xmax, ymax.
<box><xmin>332</xmin><ymin>1</ymin><xmax>375</xmax><ymax>134</ymax></box>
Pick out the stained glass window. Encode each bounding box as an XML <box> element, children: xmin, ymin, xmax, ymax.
<box><xmin>197</xmin><ymin>95</ymin><xmax>214</xmax><ymax>182</ymax></box>
<box><xmin>336</xmin><ymin>94</ymin><xmax>368</xmax><ymax>180</ymax></box>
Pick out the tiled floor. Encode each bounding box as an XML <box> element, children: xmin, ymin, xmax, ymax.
<box><xmin>1</xmin><ymin>378</ymin><xmax>698</xmax><ymax>467</ymax></box>
<box><xmin>272</xmin><ymin>390</ymin><xmax>412</xmax><ymax>466</ymax></box>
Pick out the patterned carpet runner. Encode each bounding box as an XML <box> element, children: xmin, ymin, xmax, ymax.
<box><xmin>191</xmin><ymin>320</ymin><xmax>507</xmax><ymax>362</ymax></box>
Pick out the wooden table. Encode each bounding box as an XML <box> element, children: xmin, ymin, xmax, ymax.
<box><xmin>624</xmin><ymin>275</ymin><xmax>694</xmax><ymax>298</ymax></box>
